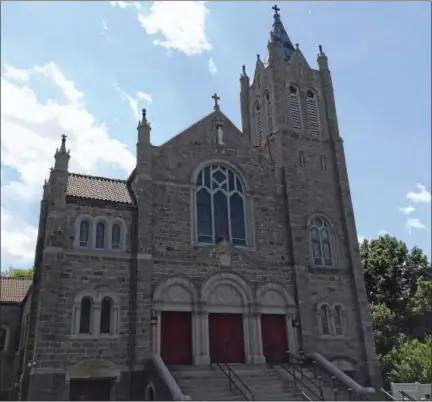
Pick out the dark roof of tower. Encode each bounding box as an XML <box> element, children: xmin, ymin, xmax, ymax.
<box><xmin>66</xmin><ymin>173</ymin><xmax>134</xmax><ymax>204</ymax></box>
<box><xmin>0</xmin><ymin>277</ymin><xmax>32</xmax><ymax>303</ymax></box>
<box><xmin>265</xmin><ymin>6</ymin><xmax>296</xmax><ymax>64</ymax></box>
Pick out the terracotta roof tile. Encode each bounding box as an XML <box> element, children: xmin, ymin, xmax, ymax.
<box><xmin>0</xmin><ymin>277</ymin><xmax>32</xmax><ymax>303</ymax></box>
<box><xmin>67</xmin><ymin>173</ymin><xmax>134</xmax><ymax>204</ymax></box>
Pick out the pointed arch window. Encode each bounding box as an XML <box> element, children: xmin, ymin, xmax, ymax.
<box><xmin>95</xmin><ymin>222</ymin><xmax>105</xmax><ymax>249</ymax></box>
<box><xmin>111</xmin><ymin>224</ymin><xmax>121</xmax><ymax>250</ymax></box>
<box><xmin>288</xmin><ymin>85</ymin><xmax>303</xmax><ymax>131</ymax></box>
<box><xmin>306</xmin><ymin>90</ymin><xmax>321</xmax><ymax>134</ymax></box>
<box><xmin>0</xmin><ymin>326</ymin><xmax>9</xmax><ymax>352</ymax></box>
<box><xmin>254</xmin><ymin>102</ymin><xmax>263</xmax><ymax>146</ymax></box>
<box><xmin>195</xmin><ymin>164</ymin><xmax>246</xmax><ymax>246</ymax></box>
<box><xmin>79</xmin><ymin>297</ymin><xmax>93</xmax><ymax>334</ymax></box>
<box><xmin>309</xmin><ymin>216</ymin><xmax>334</xmax><ymax>267</ymax></box>
<box><xmin>100</xmin><ymin>297</ymin><xmax>113</xmax><ymax>334</ymax></box>
<box><xmin>333</xmin><ymin>305</ymin><xmax>345</xmax><ymax>336</ymax></box>
<box><xmin>79</xmin><ymin>221</ymin><xmax>90</xmax><ymax>247</ymax></box>
<box><xmin>319</xmin><ymin>305</ymin><xmax>331</xmax><ymax>335</ymax></box>
<box><xmin>264</xmin><ymin>91</ymin><xmax>274</xmax><ymax>137</ymax></box>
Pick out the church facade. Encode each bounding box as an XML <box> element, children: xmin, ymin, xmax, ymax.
<box><xmin>2</xmin><ymin>6</ymin><xmax>381</xmax><ymax>401</ymax></box>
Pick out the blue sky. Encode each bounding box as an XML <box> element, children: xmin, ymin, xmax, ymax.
<box><xmin>1</xmin><ymin>1</ymin><xmax>431</xmax><ymax>270</ymax></box>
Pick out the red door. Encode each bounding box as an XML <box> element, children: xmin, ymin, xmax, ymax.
<box><xmin>209</xmin><ymin>313</ymin><xmax>245</xmax><ymax>363</ymax></box>
<box><xmin>261</xmin><ymin>314</ymin><xmax>288</xmax><ymax>363</ymax></box>
<box><xmin>161</xmin><ymin>311</ymin><xmax>192</xmax><ymax>365</ymax></box>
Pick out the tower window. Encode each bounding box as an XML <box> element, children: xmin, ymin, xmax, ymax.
<box><xmin>306</xmin><ymin>89</ymin><xmax>321</xmax><ymax>134</ymax></box>
<box><xmin>79</xmin><ymin>297</ymin><xmax>93</xmax><ymax>334</ymax></box>
<box><xmin>111</xmin><ymin>223</ymin><xmax>121</xmax><ymax>249</ymax></box>
<box><xmin>79</xmin><ymin>221</ymin><xmax>90</xmax><ymax>247</ymax></box>
<box><xmin>289</xmin><ymin>86</ymin><xmax>297</xmax><ymax>95</ymax></box>
<box><xmin>309</xmin><ymin>216</ymin><xmax>334</xmax><ymax>267</ymax></box>
<box><xmin>95</xmin><ymin>222</ymin><xmax>105</xmax><ymax>249</ymax></box>
<box><xmin>254</xmin><ymin>102</ymin><xmax>263</xmax><ymax>146</ymax></box>
<box><xmin>319</xmin><ymin>305</ymin><xmax>331</xmax><ymax>335</ymax></box>
<box><xmin>307</xmin><ymin>90</ymin><xmax>315</xmax><ymax>99</ymax></box>
<box><xmin>100</xmin><ymin>297</ymin><xmax>113</xmax><ymax>334</ymax></box>
<box><xmin>264</xmin><ymin>91</ymin><xmax>273</xmax><ymax>137</ymax></box>
<box><xmin>288</xmin><ymin>85</ymin><xmax>302</xmax><ymax>131</ymax></box>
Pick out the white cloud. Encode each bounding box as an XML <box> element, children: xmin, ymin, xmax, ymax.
<box><xmin>378</xmin><ymin>230</ymin><xmax>388</xmax><ymax>236</ymax></box>
<box><xmin>358</xmin><ymin>235</ymin><xmax>368</xmax><ymax>243</ymax></box>
<box><xmin>102</xmin><ymin>19</ymin><xmax>109</xmax><ymax>31</ymax></box>
<box><xmin>398</xmin><ymin>205</ymin><xmax>415</xmax><ymax>215</ymax></box>
<box><xmin>406</xmin><ymin>218</ymin><xmax>428</xmax><ymax>235</ymax></box>
<box><xmin>113</xmin><ymin>84</ymin><xmax>153</xmax><ymax>121</ymax></box>
<box><xmin>208</xmin><ymin>58</ymin><xmax>217</xmax><ymax>75</ymax></box>
<box><xmin>406</xmin><ymin>184</ymin><xmax>431</xmax><ymax>204</ymax></box>
<box><xmin>1</xmin><ymin>62</ymin><xmax>136</xmax><ymax>265</ymax></box>
<box><xmin>112</xmin><ymin>1</ymin><xmax>212</xmax><ymax>55</ymax></box>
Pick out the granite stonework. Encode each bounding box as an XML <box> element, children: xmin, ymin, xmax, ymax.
<box><xmin>1</xmin><ymin>9</ymin><xmax>383</xmax><ymax>401</ymax></box>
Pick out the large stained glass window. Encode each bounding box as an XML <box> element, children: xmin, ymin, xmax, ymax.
<box><xmin>196</xmin><ymin>164</ymin><xmax>246</xmax><ymax>246</ymax></box>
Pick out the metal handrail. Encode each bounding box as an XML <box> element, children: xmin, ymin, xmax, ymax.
<box><xmin>216</xmin><ymin>362</ymin><xmax>254</xmax><ymax>401</ymax></box>
<box><xmin>279</xmin><ymin>362</ymin><xmax>323</xmax><ymax>401</ymax></box>
<box><xmin>301</xmin><ymin>390</ymin><xmax>313</xmax><ymax>401</ymax></box>
<box><xmin>400</xmin><ymin>390</ymin><xmax>417</xmax><ymax>401</ymax></box>
<box><xmin>380</xmin><ymin>388</ymin><xmax>397</xmax><ymax>401</ymax></box>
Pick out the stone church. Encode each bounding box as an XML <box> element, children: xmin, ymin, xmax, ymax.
<box><xmin>0</xmin><ymin>6</ymin><xmax>382</xmax><ymax>401</ymax></box>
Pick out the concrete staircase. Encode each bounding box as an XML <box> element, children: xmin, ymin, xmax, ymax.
<box><xmin>169</xmin><ymin>364</ymin><xmax>306</xmax><ymax>401</ymax></box>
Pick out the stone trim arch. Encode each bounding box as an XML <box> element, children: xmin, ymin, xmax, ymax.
<box><xmin>108</xmin><ymin>218</ymin><xmax>127</xmax><ymax>251</ymax></box>
<box><xmin>256</xmin><ymin>282</ymin><xmax>296</xmax><ymax>314</ymax></box>
<box><xmin>201</xmin><ymin>272</ymin><xmax>253</xmax><ymax>309</ymax></box>
<box><xmin>331</xmin><ymin>303</ymin><xmax>349</xmax><ymax>337</ymax></box>
<box><xmin>144</xmin><ymin>382</ymin><xmax>156</xmax><ymax>401</ymax></box>
<box><xmin>66</xmin><ymin>359</ymin><xmax>120</xmax><ymax>383</ymax></box>
<box><xmin>316</xmin><ymin>302</ymin><xmax>332</xmax><ymax>336</ymax></box>
<box><xmin>153</xmin><ymin>276</ymin><xmax>198</xmax><ymax>311</ymax></box>
<box><xmin>73</xmin><ymin>214</ymin><xmax>94</xmax><ymax>249</ymax></box>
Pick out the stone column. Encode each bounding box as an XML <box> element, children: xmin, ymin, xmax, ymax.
<box><xmin>243</xmin><ymin>313</ymin><xmax>253</xmax><ymax>364</ymax></box>
<box><xmin>195</xmin><ymin>311</ymin><xmax>210</xmax><ymax>365</ymax></box>
<box><xmin>286</xmin><ymin>314</ymin><xmax>297</xmax><ymax>354</ymax></box>
<box><xmin>152</xmin><ymin>311</ymin><xmax>161</xmax><ymax>355</ymax></box>
<box><xmin>251</xmin><ymin>312</ymin><xmax>265</xmax><ymax>364</ymax></box>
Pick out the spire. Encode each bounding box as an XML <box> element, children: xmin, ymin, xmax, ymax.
<box><xmin>139</xmin><ymin>108</ymin><xmax>150</xmax><ymax>128</ymax></box>
<box><xmin>54</xmin><ymin>134</ymin><xmax>70</xmax><ymax>171</ymax></box>
<box><xmin>266</xmin><ymin>4</ymin><xmax>296</xmax><ymax>64</ymax></box>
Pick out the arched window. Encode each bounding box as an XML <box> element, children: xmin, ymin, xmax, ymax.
<box><xmin>319</xmin><ymin>305</ymin><xmax>331</xmax><ymax>335</ymax></box>
<box><xmin>95</xmin><ymin>222</ymin><xmax>105</xmax><ymax>249</ymax></box>
<box><xmin>309</xmin><ymin>216</ymin><xmax>334</xmax><ymax>267</ymax></box>
<box><xmin>320</xmin><ymin>155</ymin><xmax>326</xmax><ymax>171</ymax></box>
<box><xmin>100</xmin><ymin>297</ymin><xmax>112</xmax><ymax>334</ymax></box>
<box><xmin>111</xmin><ymin>224</ymin><xmax>121</xmax><ymax>250</ymax></box>
<box><xmin>79</xmin><ymin>297</ymin><xmax>92</xmax><ymax>334</ymax></box>
<box><xmin>306</xmin><ymin>90</ymin><xmax>320</xmax><ymax>133</ymax></box>
<box><xmin>254</xmin><ymin>102</ymin><xmax>263</xmax><ymax>146</ymax></box>
<box><xmin>288</xmin><ymin>85</ymin><xmax>302</xmax><ymax>131</ymax></box>
<box><xmin>299</xmin><ymin>151</ymin><xmax>305</xmax><ymax>168</ymax></box>
<box><xmin>264</xmin><ymin>92</ymin><xmax>273</xmax><ymax>137</ymax></box>
<box><xmin>0</xmin><ymin>326</ymin><xmax>8</xmax><ymax>352</ymax></box>
<box><xmin>79</xmin><ymin>221</ymin><xmax>90</xmax><ymax>247</ymax></box>
<box><xmin>333</xmin><ymin>305</ymin><xmax>345</xmax><ymax>336</ymax></box>
<box><xmin>196</xmin><ymin>164</ymin><xmax>246</xmax><ymax>246</ymax></box>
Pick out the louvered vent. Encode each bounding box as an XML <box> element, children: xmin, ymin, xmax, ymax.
<box><xmin>255</xmin><ymin>103</ymin><xmax>263</xmax><ymax>146</ymax></box>
<box><xmin>307</xmin><ymin>90</ymin><xmax>320</xmax><ymax>134</ymax></box>
<box><xmin>265</xmin><ymin>93</ymin><xmax>273</xmax><ymax>136</ymax></box>
<box><xmin>288</xmin><ymin>86</ymin><xmax>302</xmax><ymax>131</ymax></box>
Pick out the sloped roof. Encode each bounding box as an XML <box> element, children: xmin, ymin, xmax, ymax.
<box><xmin>67</xmin><ymin>173</ymin><xmax>134</xmax><ymax>204</ymax></box>
<box><xmin>0</xmin><ymin>277</ymin><xmax>32</xmax><ymax>303</ymax></box>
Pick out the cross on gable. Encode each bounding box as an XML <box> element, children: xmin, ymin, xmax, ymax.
<box><xmin>272</xmin><ymin>4</ymin><xmax>280</xmax><ymax>14</ymax></box>
<box><xmin>212</xmin><ymin>93</ymin><xmax>220</xmax><ymax>110</ymax></box>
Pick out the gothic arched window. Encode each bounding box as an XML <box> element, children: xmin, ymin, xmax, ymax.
<box><xmin>254</xmin><ymin>102</ymin><xmax>263</xmax><ymax>146</ymax></box>
<box><xmin>196</xmin><ymin>164</ymin><xmax>246</xmax><ymax>246</ymax></box>
<box><xmin>306</xmin><ymin>89</ymin><xmax>321</xmax><ymax>134</ymax></box>
<box><xmin>264</xmin><ymin>91</ymin><xmax>273</xmax><ymax>137</ymax></box>
<box><xmin>288</xmin><ymin>85</ymin><xmax>303</xmax><ymax>131</ymax></box>
<box><xmin>95</xmin><ymin>222</ymin><xmax>105</xmax><ymax>249</ymax></box>
<box><xmin>79</xmin><ymin>297</ymin><xmax>93</xmax><ymax>334</ymax></box>
<box><xmin>309</xmin><ymin>216</ymin><xmax>334</xmax><ymax>267</ymax></box>
<box><xmin>100</xmin><ymin>297</ymin><xmax>113</xmax><ymax>334</ymax></box>
<box><xmin>319</xmin><ymin>304</ymin><xmax>331</xmax><ymax>335</ymax></box>
<box><xmin>111</xmin><ymin>224</ymin><xmax>121</xmax><ymax>250</ymax></box>
<box><xmin>79</xmin><ymin>221</ymin><xmax>90</xmax><ymax>247</ymax></box>
<box><xmin>333</xmin><ymin>305</ymin><xmax>345</xmax><ymax>336</ymax></box>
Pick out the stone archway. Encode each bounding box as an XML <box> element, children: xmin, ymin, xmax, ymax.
<box><xmin>153</xmin><ymin>276</ymin><xmax>198</xmax><ymax>365</ymax></box>
<box><xmin>201</xmin><ymin>273</ymin><xmax>254</xmax><ymax>364</ymax></box>
<box><xmin>256</xmin><ymin>282</ymin><xmax>298</xmax><ymax>363</ymax></box>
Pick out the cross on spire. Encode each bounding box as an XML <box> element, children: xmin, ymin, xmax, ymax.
<box><xmin>272</xmin><ymin>4</ymin><xmax>280</xmax><ymax>15</ymax></box>
<box><xmin>212</xmin><ymin>93</ymin><xmax>220</xmax><ymax>111</ymax></box>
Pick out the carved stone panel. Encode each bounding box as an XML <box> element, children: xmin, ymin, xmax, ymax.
<box><xmin>161</xmin><ymin>285</ymin><xmax>192</xmax><ymax>304</ymax></box>
<box><xmin>208</xmin><ymin>284</ymin><xmax>243</xmax><ymax>306</ymax></box>
<box><xmin>260</xmin><ymin>289</ymin><xmax>285</xmax><ymax>307</ymax></box>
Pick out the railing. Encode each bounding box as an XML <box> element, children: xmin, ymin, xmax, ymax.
<box><xmin>301</xmin><ymin>390</ymin><xmax>313</xmax><ymax>401</ymax></box>
<box><xmin>216</xmin><ymin>362</ymin><xmax>254</xmax><ymax>401</ymax></box>
<box><xmin>400</xmin><ymin>390</ymin><xmax>417</xmax><ymax>401</ymax></box>
<box><xmin>381</xmin><ymin>388</ymin><xmax>397</xmax><ymax>401</ymax></box>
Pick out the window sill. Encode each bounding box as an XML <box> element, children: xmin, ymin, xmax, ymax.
<box><xmin>193</xmin><ymin>241</ymin><xmax>255</xmax><ymax>252</ymax></box>
<box><xmin>70</xmin><ymin>334</ymin><xmax>119</xmax><ymax>340</ymax></box>
<box><xmin>308</xmin><ymin>265</ymin><xmax>342</xmax><ymax>274</ymax></box>
<box><xmin>319</xmin><ymin>334</ymin><xmax>350</xmax><ymax>340</ymax></box>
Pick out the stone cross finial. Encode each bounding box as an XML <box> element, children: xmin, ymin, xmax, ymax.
<box><xmin>272</xmin><ymin>4</ymin><xmax>280</xmax><ymax>15</ymax></box>
<box><xmin>212</xmin><ymin>93</ymin><xmax>220</xmax><ymax>111</ymax></box>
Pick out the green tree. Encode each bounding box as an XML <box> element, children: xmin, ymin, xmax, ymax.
<box><xmin>4</xmin><ymin>268</ymin><xmax>33</xmax><ymax>279</ymax></box>
<box><xmin>385</xmin><ymin>335</ymin><xmax>432</xmax><ymax>383</ymax></box>
<box><xmin>360</xmin><ymin>235</ymin><xmax>431</xmax><ymax>317</ymax></box>
<box><xmin>369</xmin><ymin>303</ymin><xmax>397</xmax><ymax>360</ymax></box>
<box><xmin>410</xmin><ymin>277</ymin><xmax>432</xmax><ymax>314</ymax></box>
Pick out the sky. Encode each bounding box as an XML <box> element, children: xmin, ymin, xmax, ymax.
<box><xmin>1</xmin><ymin>1</ymin><xmax>431</xmax><ymax>271</ymax></box>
